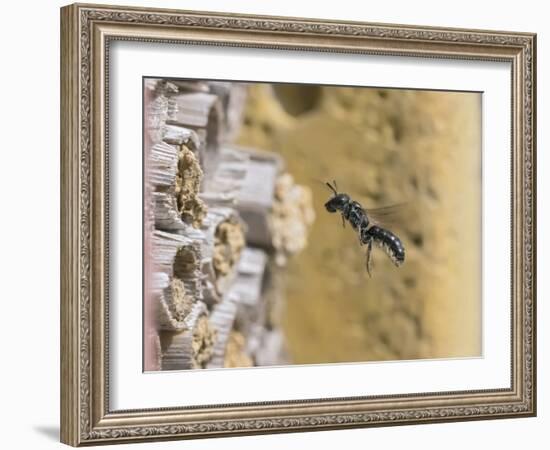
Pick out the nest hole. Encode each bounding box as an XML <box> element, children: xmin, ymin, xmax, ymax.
<box><xmin>272</xmin><ymin>84</ymin><xmax>323</xmax><ymax>117</ymax></box>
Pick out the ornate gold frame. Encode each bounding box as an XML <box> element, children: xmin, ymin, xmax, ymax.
<box><xmin>60</xmin><ymin>3</ymin><xmax>536</xmax><ymax>446</ymax></box>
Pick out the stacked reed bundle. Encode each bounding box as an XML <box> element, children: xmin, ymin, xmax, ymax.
<box><xmin>144</xmin><ymin>79</ymin><xmax>314</xmax><ymax>371</ymax></box>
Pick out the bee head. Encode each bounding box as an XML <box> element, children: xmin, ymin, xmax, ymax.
<box><xmin>325</xmin><ymin>193</ymin><xmax>350</xmax><ymax>213</ymax></box>
<box><xmin>324</xmin><ymin>181</ymin><xmax>349</xmax><ymax>213</ymax></box>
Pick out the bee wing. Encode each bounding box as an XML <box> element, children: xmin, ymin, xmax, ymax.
<box><xmin>363</xmin><ymin>202</ymin><xmax>409</xmax><ymax>228</ymax></box>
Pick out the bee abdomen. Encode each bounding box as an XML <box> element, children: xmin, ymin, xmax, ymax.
<box><xmin>367</xmin><ymin>226</ymin><xmax>405</xmax><ymax>267</ymax></box>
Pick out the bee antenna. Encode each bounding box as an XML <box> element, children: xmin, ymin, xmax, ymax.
<box><xmin>333</xmin><ymin>180</ymin><xmax>338</xmax><ymax>192</ymax></box>
<box><xmin>325</xmin><ymin>181</ymin><xmax>337</xmax><ymax>195</ymax></box>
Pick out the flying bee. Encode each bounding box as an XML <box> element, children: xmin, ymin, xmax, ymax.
<box><xmin>324</xmin><ymin>180</ymin><xmax>405</xmax><ymax>276</ymax></box>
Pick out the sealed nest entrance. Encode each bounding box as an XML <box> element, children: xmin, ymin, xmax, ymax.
<box><xmin>169</xmin><ymin>278</ymin><xmax>193</xmax><ymax>322</ymax></box>
<box><xmin>224</xmin><ymin>330</ymin><xmax>253</xmax><ymax>368</ymax></box>
<box><xmin>213</xmin><ymin>217</ymin><xmax>246</xmax><ymax>278</ymax></box>
<box><xmin>270</xmin><ymin>173</ymin><xmax>316</xmax><ymax>266</ymax></box>
<box><xmin>173</xmin><ymin>245</ymin><xmax>199</xmax><ymax>278</ymax></box>
<box><xmin>175</xmin><ymin>144</ymin><xmax>207</xmax><ymax>228</ymax></box>
<box><xmin>192</xmin><ymin>316</ymin><xmax>217</xmax><ymax>368</ymax></box>
<box><xmin>159</xmin><ymin>303</ymin><xmax>217</xmax><ymax>370</ymax></box>
<box><xmin>171</xmin><ymin>246</ymin><xmax>200</xmax><ymax>321</ymax></box>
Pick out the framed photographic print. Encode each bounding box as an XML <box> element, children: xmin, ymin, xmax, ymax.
<box><xmin>60</xmin><ymin>3</ymin><xmax>537</xmax><ymax>446</ymax></box>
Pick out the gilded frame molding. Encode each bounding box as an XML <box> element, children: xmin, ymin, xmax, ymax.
<box><xmin>60</xmin><ymin>3</ymin><xmax>536</xmax><ymax>446</ymax></box>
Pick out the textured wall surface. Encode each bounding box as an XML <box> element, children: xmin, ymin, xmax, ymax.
<box><xmin>237</xmin><ymin>83</ymin><xmax>481</xmax><ymax>364</ymax></box>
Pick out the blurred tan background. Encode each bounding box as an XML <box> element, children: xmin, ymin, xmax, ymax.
<box><xmin>236</xmin><ymin>83</ymin><xmax>481</xmax><ymax>364</ymax></box>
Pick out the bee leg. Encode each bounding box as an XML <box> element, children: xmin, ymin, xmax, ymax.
<box><xmin>341</xmin><ymin>214</ymin><xmax>346</xmax><ymax>228</ymax></box>
<box><xmin>359</xmin><ymin>226</ymin><xmax>367</xmax><ymax>246</ymax></box>
<box><xmin>365</xmin><ymin>238</ymin><xmax>373</xmax><ymax>277</ymax></box>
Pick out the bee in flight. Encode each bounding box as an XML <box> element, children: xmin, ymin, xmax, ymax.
<box><xmin>324</xmin><ymin>180</ymin><xmax>405</xmax><ymax>276</ymax></box>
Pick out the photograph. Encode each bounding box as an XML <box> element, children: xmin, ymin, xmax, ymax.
<box><xmin>143</xmin><ymin>79</ymin><xmax>482</xmax><ymax>371</ymax></box>
<box><xmin>59</xmin><ymin>3</ymin><xmax>536</xmax><ymax>445</ymax></box>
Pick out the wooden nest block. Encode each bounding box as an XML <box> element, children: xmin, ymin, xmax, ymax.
<box><xmin>152</xmin><ymin>230</ymin><xmax>204</xmax><ymax>276</ymax></box>
<box><xmin>261</xmin><ymin>266</ymin><xmax>287</xmax><ymax>329</ymax></box>
<box><xmin>200</xmin><ymin>146</ymin><xmax>250</xmax><ymax>206</ymax></box>
<box><xmin>156</xmin><ymin>271</ymin><xmax>197</xmax><ymax>331</ymax></box>
<box><xmin>159</xmin><ymin>301</ymin><xmax>217</xmax><ymax>370</ymax></box>
<box><xmin>166</xmin><ymin>92</ymin><xmax>224</xmax><ymax>175</ymax></box>
<box><xmin>149</xmin><ymin>141</ymin><xmax>178</xmax><ymax>189</ymax></box>
<box><xmin>151</xmin><ymin>271</ymin><xmax>169</xmax><ymax>298</ymax></box>
<box><xmin>161</xmin><ymin>123</ymin><xmax>199</xmax><ymax>147</ymax></box>
<box><xmin>169</xmin><ymin>80</ymin><xmax>210</xmax><ymax>93</ymax></box>
<box><xmin>239</xmin><ymin>264</ymin><xmax>287</xmax><ymax>361</ymax></box>
<box><xmin>206</xmin><ymin>294</ymin><xmax>240</xmax><ymax>369</ymax></box>
<box><xmin>252</xmin><ymin>329</ymin><xmax>289</xmax><ymax>367</ymax></box>
<box><xmin>152</xmin><ymin>230</ymin><xmax>205</xmax><ymax>330</ymax></box>
<box><xmin>145</xmin><ymin>79</ymin><xmax>179</xmax><ymax>144</ymax></box>
<box><xmin>144</xmin><ymin>330</ymin><xmax>162</xmax><ymax>372</ymax></box>
<box><xmin>208</xmin><ymin>248</ymin><xmax>268</xmax><ymax>368</ymax></box>
<box><xmin>232</xmin><ymin>248</ymin><xmax>269</xmax><ymax>337</ymax></box>
<box><xmin>167</xmin><ymin>92</ymin><xmax>221</xmax><ymax>129</ymax></box>
<box><xmin>200</xmin><ymin>208</ymin><xmax>246</xmax><ymax>304</ymax></box>
<box><xmin>146</xmin><ymin>80</ymin><xmax>209</xmax><ymax>231</ymax></box>
<box><xmin>151</xmin><ymin>135</ymin><xmax>207</xmax><ymax>230</ymax></box>
<box><xmin>153</xmin><ymin>332</ymin><xmax>162</xmax><ymax>371</ymax></box>
<box><xmin>175</xmin><ymin>142</ymin><xmax>207</xmax><ymax>228</ymax></box>
<box><xmin>213</xmin><ymin>216</ymin><xmax>246</xmax><ymax>278</ymax></box>
<box><xmin>232</xmin><ymin>248</ymin><xmax>268</xmax><ymax>305</ymax></box>
<box><xmin>223</xmin><ymin>331</ymin><xmax>254</xmax><ymax>368</ymax></box>
<box><xmin>232</xmin><ymin>148</ymin><xmax>315</xmax><ymax>264</ymax></box>
<box><xmin>233</xmin><ymin>148</ymin><xmax>282</xmax><ymax>248</ymax></box>
<box><xmin>207</xmin><ymin>81</ymin><xmax>248</xmax><ymax>142</ymax></box>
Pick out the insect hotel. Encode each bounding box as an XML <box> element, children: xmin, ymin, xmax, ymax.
<box><xmin>144</xmin><ymin>79</ymin><xmax>315</xmax><ymax>371</ymax></box>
